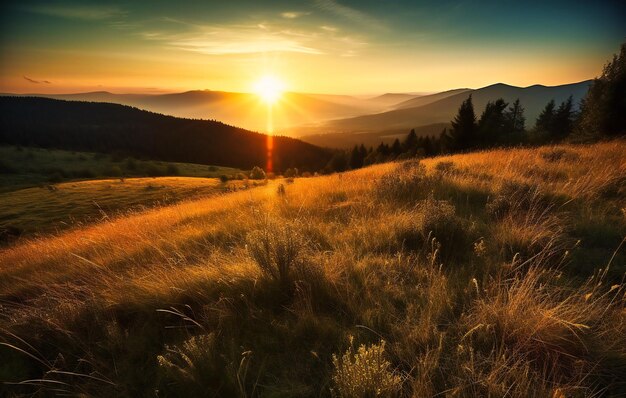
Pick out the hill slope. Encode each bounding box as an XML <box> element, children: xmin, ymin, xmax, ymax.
<box><xmin>1</xmin><ymin>140</ymin><xmax>624</xmax><ymax>396</ymax></box>
<box><xmin>3</xmin><ymin>90</ymin><xmax>383</xmax><ymax>133</ymax></box>
<box><xmin>0</xmin><ymin>97</ymin><xmax>332</xmax><ymax>171</ymax></box>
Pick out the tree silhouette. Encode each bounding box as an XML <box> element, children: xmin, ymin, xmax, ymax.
<box><xmin>577</xmin><ymin>42</ymin><xmax>626</xmax><ymax>138</ymax></box>
<box><xmin>449</xmin><ymin>95</ymin><xmax>477</xmax><ymax>151</ymax></box>
<box><xmin>505</xmin><ymin>98</ymin><xmax>526</xmax><ymax>133</ymax></box>
<box><xmin>403</xmin><ymin>128</ymin><xmax>418</xmax><ymax>153</ymax></box>
<box><xmin>535</xmin><ymin>99</ymin><xmax>556</xmax><ymax>134</ymax></box>
<box><xmin>391</xmin><ymin>138</ymin><xmax>402</xmax><ymax>156</ymax></box>
<box><xmin>553</xmin><ymin>96</ymin><xmax>575</xmax><ymax>139</ymax></box>
<box><xmin>477</xmin><ymin>98</ymin><xmax>508</xmax><ymax>145</ymax></box>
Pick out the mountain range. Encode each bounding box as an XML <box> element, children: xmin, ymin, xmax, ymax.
<box><xmin>2</xmin><ymin>90</ymin><xmax>410</xmax><ymax>135</ymax></box>
<box><xmin>294</xmin><ymin>81</ymin><xmax>591</xmax><ymax>147</ymax></box>
<box><xmin>1</xmin><ymin>80</ymin><xmax>591</xmax><ymax>149</ymax></box>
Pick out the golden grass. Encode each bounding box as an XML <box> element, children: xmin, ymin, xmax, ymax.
<box><xmin>0</xmin><ymin>176</ymin><xmax>231</xmax><ymax>238</ymax></box>
<box><xmin>0</xmin><ymin>140</ymin><xmax>624</xmax><ymax>396</ymax></box>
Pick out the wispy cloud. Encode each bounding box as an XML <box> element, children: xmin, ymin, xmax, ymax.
<box><xmin>24</xmin><ymin>76</ymin><xmax>51</xmax><ymax>84</ymax></box>
<box><xmin>170</xmin><ymin>35</ymin><xmax>323</xmax><ymax>55</ymax></box>
<box><xmin>139</xmin><ymin>16</ymin><xmax>368</xmax><ymax>57</ymax></box>
<box><xmin>143</xmin><ymin>23</ymin><xmax>325</xmax><ymax>55</ymax></box>
<box><xmin>314</xmin><ymin>0</ymin><xmax>385</xmax><ymax>30</ymax></box>
<box><xmin>24</xmin><ymin>4</ymin><xmax>125</xmax><ymax>20</ymax></box>
<box><xmin>281</xmin><ymin>11</ymin><xmax>309</xmax><ymax>19</ymax></box>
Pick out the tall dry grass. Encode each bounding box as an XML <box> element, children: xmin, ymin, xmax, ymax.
<box><xmin>0</xmin><ymin>140</ymin><xmax>624</xmax><ymax>396</ymax></box>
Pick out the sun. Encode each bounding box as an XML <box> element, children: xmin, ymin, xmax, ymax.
<box><xmin>254</xmin><ymin>75</ymin><xmax>285</xmax><ymax>104</ymax></box>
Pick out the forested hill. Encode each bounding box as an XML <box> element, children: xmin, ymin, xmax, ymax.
<box><xmin>0</xmin><ymin>97</ymin><xmax>332</xmax><ymax>171</ymax></box>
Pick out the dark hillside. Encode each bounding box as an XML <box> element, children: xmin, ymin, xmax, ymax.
<box><xmin>0</xmin><ymin>97</ymin><xmax>331</xmax><ymax>171</ymax></box>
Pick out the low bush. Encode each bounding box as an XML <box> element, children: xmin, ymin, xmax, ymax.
<box><xmin>157</xmin><ymin>333</ymin><xmax>240</xmax><ymax>396</ymax></box>
<box><xmin>246</xmin><ymin>219</ymin><xmax>307</xmax><ymax>290</ymax></box>
<box><xmin>250</xmin><ymin>166</ymin><xmax>266</xmax><ymax>180</ymax></box>
<box><xmin>284</xmin><ymin>168</ymin><xmax>299</xmax><ymax>178</ymax></box>
<box><xmin>331</xmin><ymin>337</ymin><xmax>402</xmax><ymax>398</ymax></box>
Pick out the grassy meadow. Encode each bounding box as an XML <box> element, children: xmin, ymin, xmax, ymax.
<box><xmin>0</xmin><ymin>177</ymin><xmax>240</xmax><ymax>242</ymax></box>
<box><xmin>0</xmin><ymin>145</ymin><xmax>240</xmax><ymax>193</ymax></box>
<box><xmin>0</xmin><ymin>140</ymin><xmax>625</xmax><ymax>397</ymax></box>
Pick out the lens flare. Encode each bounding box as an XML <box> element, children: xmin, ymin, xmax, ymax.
<box><xmin>254</xmin><ymin>75</ymin><xmax>285</xmax><ymax>104</ymax></box>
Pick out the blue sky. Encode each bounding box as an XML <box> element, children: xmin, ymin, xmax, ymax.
<box><xmin>1</xmin><ymin>0</ymin><xmax>624</xmax><ymax>93</ymax></box>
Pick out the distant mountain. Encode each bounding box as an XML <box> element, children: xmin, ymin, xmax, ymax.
<box><xmin>2</xmin><ymin>90</ymin><xmax>385</xmax><ymax>134</ymax></box>
<box><xmin>393</xmin><ymin>88</ymin><xmax>472</xmax><ymax>109</ymax></box>
<box><xmin>366</xmin><ymin>93</ymin><xmax>423</xmax><ymax>108</ymax></box>
<box><xmin>301</xmin><ymin>123</ymin><xmax>448</xmax><ymax>149</ymax></box>
<box><xmin>311</xmin><ymin>81</ymin><xmax>591</xmax><ymax>138</ymax></box>
<box><xmin>0</xmin><ymin>97</ymin><xmax>332</xmax><ymax>171</ymax></box>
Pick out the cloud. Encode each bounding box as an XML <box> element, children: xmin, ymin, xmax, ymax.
<box><xmin>140</xmin><ymin>18</ymin><xmax>367</xmax><ymax>57</ymax></box>
<box><xmin>24</xmin><ymin>76</ymin><xmax>51</xmax><ymax>84</ymax></box>
<box><xmin>144</xmin><ymin>23</ymin><xmax>325</xmax><ymax>55</ymax></box>
<box><xmin>24</xmin><ymin>4</ymin><xmax>125</xmax><ymax>20</ymax></box>
<box><xmin>281</xmin><ymin>11</ymin><xmax>309</xmax><ymax>19</ymax></box>
<box><xmin>314</xmin><ymin>0</ymin><xmax>384</xmax><ymax>30</ymax></box>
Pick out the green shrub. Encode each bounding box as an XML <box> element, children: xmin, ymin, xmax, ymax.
<box><xmin>250</xmin><ymin>166</ymin><xmax>266</xmax><ymax>180</ymax></box>
<box><xmin>219</xmin><ymin>174</ymin><xmax>229</xmax><ymax>183</ymax></box>
<box><xmin>284</xmin><ymin>168</ymin><xmax>299</xmax><ymax>178</ymax></box>
<box><xmin>331</xmin><ymin>337</ymin><xmax>402</xmax><ymax>398</ymax></box>
<box><xmin>107</xmin><ymin>165</ymin><xmax>123</xmax><ymax>177</ymax></box>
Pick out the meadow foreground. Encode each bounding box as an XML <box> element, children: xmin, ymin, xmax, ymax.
<box><xmin>1</xmin><ymin>141</ymin><xmax>625</xmax><ymax>397</ymax></box>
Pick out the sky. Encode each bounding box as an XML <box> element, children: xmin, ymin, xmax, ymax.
<box><xmin>0</xmin><ymin>0</ymin><xmax>624</xmax><ymax>95</ymax></box>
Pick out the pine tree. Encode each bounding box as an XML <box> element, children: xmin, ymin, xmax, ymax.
<box><xmin>535</xmin><ymin>99</ymin><xmax>556</xmax><ymax>133</ymax></box>
<box><xmin>577</xmin><ymin>42</ymin><xmax>626</xmax><ymax>138</ymax></box>
<box><xmin>439</xmin><ymin>128</ymin><xmax>452</xmax><ymax>153</ymax></box>
<box><xmin>391</xmin><ymin>139</ymin><xmax>401</xmax><ymax>156</ymax></box>
<box><xmin>553</xmin><ymin>96</ymin><xmax>574</xmax><ymax>138</ymax></box>
<box><xmin>403</xmin><ymin>129</ymin><xmax>418</xmax><ymax>153</ymax></box>
<box><xmin>358</xmin><ymin>144</ymin><xmax>367</xmax><ymax>164</ymax></box>
<box><xmin>478</xmin><ymin>98</ymin><xmax>508</xmax><ymax>145</ymax></box>
<box><xmin>449</xmin><ymin>95</ymin><xmax>477</xmax><ymax>151</ymax></box>
<box><xmin>349</xmin><ymin>145</ymin><xmax>362</xmax><ymax>169</ymax></box>
<box><xmin>505</xmin><ymin>98</ymin><xmax>525</xmax><ymax>133</ymax></box>
<box><xmin>422</xmin><ymin>136</ymin><xmax>435</xmax><ymax>156</ymax></box>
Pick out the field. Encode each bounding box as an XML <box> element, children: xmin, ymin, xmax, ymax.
<box><xmin>0</xmin><ymin>141</ymin><xmax>625</xmax><ymax>397</ymax></box>
<box><xmin>0</xmin><ymin>145</ymin><xmax>240</xmax><ymax>193</ymax></box>
<box><xmin>0</xmin><ymin>177</ymin><xmax>237</xmax><ymax>242</ymax></box>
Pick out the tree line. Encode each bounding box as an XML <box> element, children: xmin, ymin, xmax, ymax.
<box><xmin>325</xmin><ymin>42</ymin><xmax>625</xmax><ymax>173</ymax></box>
